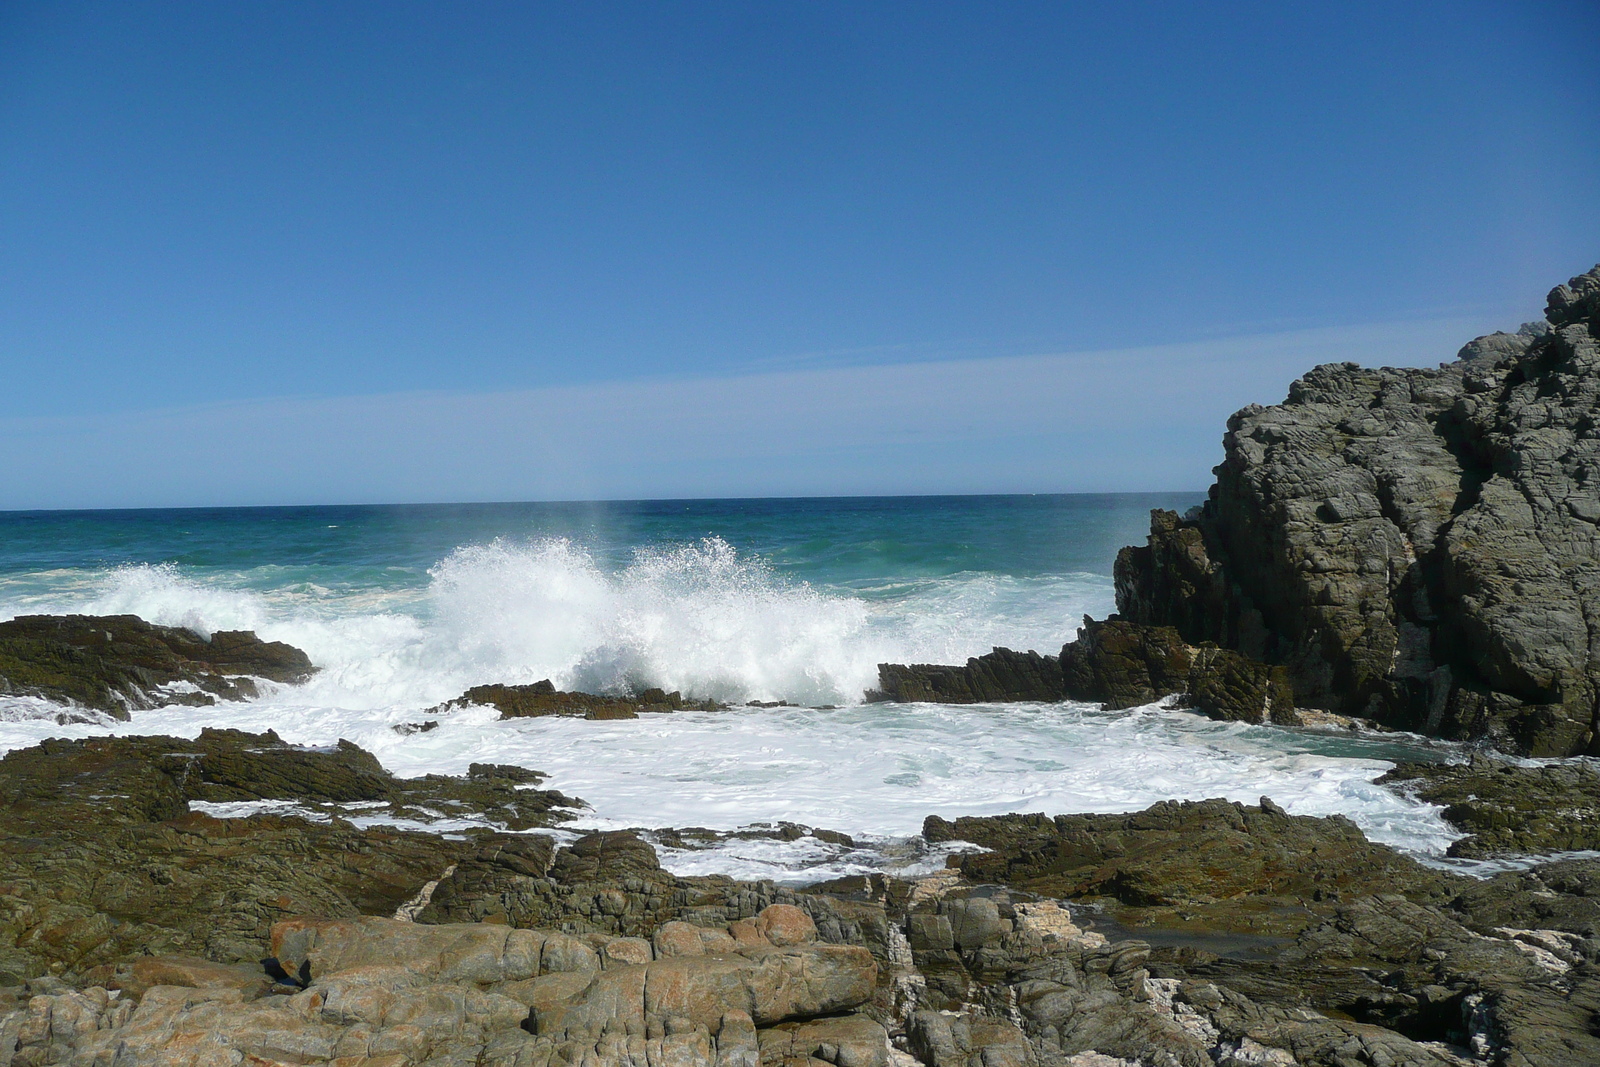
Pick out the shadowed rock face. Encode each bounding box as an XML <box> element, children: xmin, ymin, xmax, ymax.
<box><xmin>1117</xmin><ymin>265</ymin><xmax>1600</xmax><ymax>756</ymax></box>
<box><xmin>0</xmin><ymin>613</ymin><xmax>315</xmax><ymax>719</ymax></box>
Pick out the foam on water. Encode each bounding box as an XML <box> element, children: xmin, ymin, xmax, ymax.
<box><xmin>0</xmin><ymin>537</ymin><xmax>1110</xmax><ymax>709</ymax></box>
<box><xmin>0</xmin><ymin>529</ymin><xmax>1475</xmax><ymax>883</ymax></box>
<box><xmin>0</xmin><ymin>691</ymin><xmax>1466</xmax><ymax>882</ymax></box>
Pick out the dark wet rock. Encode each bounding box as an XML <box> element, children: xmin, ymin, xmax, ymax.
<box><xmin>866</xmin><ymin>648</ymin><xmax>1064</xmax><ymax>704</ymax></box>
<box><xmin>924</xmin><ymin>799</ymin><xmax>1462</xmax><ymax>940</ymax></box>
<box><xmin>1115</xmin><ymin>265</ymin><xmax>1600</xmax><ymax>756</ymax></box>
<box><xmin>1057</xmin><ymin>617</ymin><xmax>1190</xmax><ymax>709</ymax></box>
<box><xmin>870</xmin><ymin>623</ymin><xmax>1292</xmax><ymax>723</ymax></box>
<box><xmin>0</xmin><ymin>730</ymin><xmax>577</xmax><ymax>984</ymax></box>
<box><xmin>1059</xmin><ymin>617</ymin><xmax>1296</xmax><ymax>723</ymax></box>
<box><xmin>439</xmin><ymin>678</ymin><xmax>723</xmax><ymax>719</ymax></box>
<box><xmin>1379</xmin><ymin>755</ymin><xmax>1600</xmax><ymax>857</ymax></box>
<box><xmin>652</xmin><ymin>822</ymin><xmax>857</xmax><ymax>851</ymax></box>
<box><xmin>0</xmin><ymin>613</ymin><xmax>314</xmax><ymax>719</ymax></box>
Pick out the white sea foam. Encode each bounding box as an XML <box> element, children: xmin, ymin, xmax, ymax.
<box><xmin>0</xmin><ymin>696</ymin><xmax>1464</xmax><ymax>880</ymax></box>
<box><xmin>0</xmin><ymin>538</ymin><xmax>1470</xmax><ymax>883</ymax></box>
<box><xmin>0</xmin><ymin>538</ymin><xmax>1109</xmax><ymax>709</ymax></box>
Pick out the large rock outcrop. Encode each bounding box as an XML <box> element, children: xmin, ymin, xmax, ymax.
<box><xmin>0</xmin><ymin>614</ymin><xmax>314</xmax><ymax>719</ymax></box>
<box><xmin>1116</xmin><ymin>264</ymin><xmax>1600</xmax><ymax>756</ymax></box>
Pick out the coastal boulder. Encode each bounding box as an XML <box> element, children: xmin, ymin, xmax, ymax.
<box><xmin>0</xmin><ymin>613</ymin><xmax>314</xmax><ymax>718</ymax></box>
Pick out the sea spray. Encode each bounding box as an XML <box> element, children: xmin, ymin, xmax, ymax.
<box><xmin>2</xmin><ymin>538</ymin><xmax>1111</xmax><ymax>708</ymax></box>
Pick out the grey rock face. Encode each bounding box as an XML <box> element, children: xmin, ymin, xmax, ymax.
<box><xmin>1117</xmin><ymin>265</ymin><xmax>1600</xmax><ymax>755</ymax></box>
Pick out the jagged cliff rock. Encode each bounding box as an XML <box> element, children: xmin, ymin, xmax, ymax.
<box><xmin>1117</xmin><ymin>264</ymin><xmax>1600</xmax><ymax>756</ymax></box>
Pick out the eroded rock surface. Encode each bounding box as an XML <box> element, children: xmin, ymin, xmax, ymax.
<box><xmin>924</xmin><ymin>799</ymin><xmax>1459</xmax><ymax>939</ymax></box>
<box><xmin>0</xmin><ymin>908</ymin><xmax>883</xmax><ymax>1067</ymax></box>
<box><xmin>1116</xmin><ymin>266</ymin><xmax>1600</xmax><ymax>756</ymax></box>
<box><xmin>9</xmin><ymin>799</ymin><xmax>1600</xmax><ymax>1066</ymax></box>
<box><xmin>0</xmin><ymin>730</ymin><xmax>577</xmax><ymax>985</ymax></box>
<box><xmin>0</xmin><ymin>614</ymin><xmax>314</xmax><ymax>719</ymax></box>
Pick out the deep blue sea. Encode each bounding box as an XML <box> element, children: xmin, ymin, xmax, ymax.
<box><xmin>0</xmin><ymin>493</ymin><xmax>1471</xmax><ymax>881</ymax></box>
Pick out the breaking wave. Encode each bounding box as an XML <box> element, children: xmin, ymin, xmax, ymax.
<box><xmin>0</xmin><ymin>536</ymin><xmax>1110</xmax><ymax>709</ymax></box>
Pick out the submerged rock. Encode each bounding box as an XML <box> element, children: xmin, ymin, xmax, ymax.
<box><xmin>1116</xmin><ymin>265</ymin><xmax>1600</xmax><ymax>756</ymax></box>
<box><xmin>0</xmin><ymin>613</ymin><xmax>315</xmax><ymax>719</ymax></box>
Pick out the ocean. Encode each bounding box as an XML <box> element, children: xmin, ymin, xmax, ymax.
<box><xmin>0</xmin><ymin>494</ymin><xmax>1467</xmax><ymax>881</ymax></box>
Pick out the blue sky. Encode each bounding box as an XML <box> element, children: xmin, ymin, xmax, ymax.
<box><xmin>2</xmin><ymin>1</ymin><xmax>1597</xmax><ymax>507</ymax></box>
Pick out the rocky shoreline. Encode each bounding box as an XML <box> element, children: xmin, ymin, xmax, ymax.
<box><xmin>6</xmin><ymin>264</ymin><xmax>1600</xmax><ymax>1065</ymax></box>
<box><xmin>6</xmin><ymin>727</ymin><xmax>1600</xmax><ymax>1067</ymax></box>
<box><xmin>6</xmin><ymin>634</ymin><xmax>1600</xmax><ymax>1065</ymax></box>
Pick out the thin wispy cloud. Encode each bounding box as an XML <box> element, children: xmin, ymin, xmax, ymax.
<box><xmin>1</xmin><ymin>317</ymin><xmax>1488</xmax><ymax>509</ymax></box>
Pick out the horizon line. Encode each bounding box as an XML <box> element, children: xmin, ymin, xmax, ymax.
<box><xmin>0</xmin><ymin>488</ymin><xmax>1211</xmax><ymax>518</ymax></box>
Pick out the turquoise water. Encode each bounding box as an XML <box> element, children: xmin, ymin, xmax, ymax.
<box><xmin>0</xmin><ymin>492</ymin><xmax>1473</xmax><ymax>879</ymax></box>
<box><xmin>0</xmin><ymin>494</ymin><xmax>1202</xmax><ymax>705</ymax></box>
<box><xmin>0</xmin><ymin>493</ymin><xmax>1198</xmax><ymax>602</ymax></box>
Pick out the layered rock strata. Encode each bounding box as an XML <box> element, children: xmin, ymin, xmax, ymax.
<box><xmin>1117</xmin><ymin>266</ymin><xmax>1600</xmax><ymax>756</ymax></box>
<box><xmin>0</xmin><ymin>614</ymin><xmax>314</xmax><ymax>719</ymax></box>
